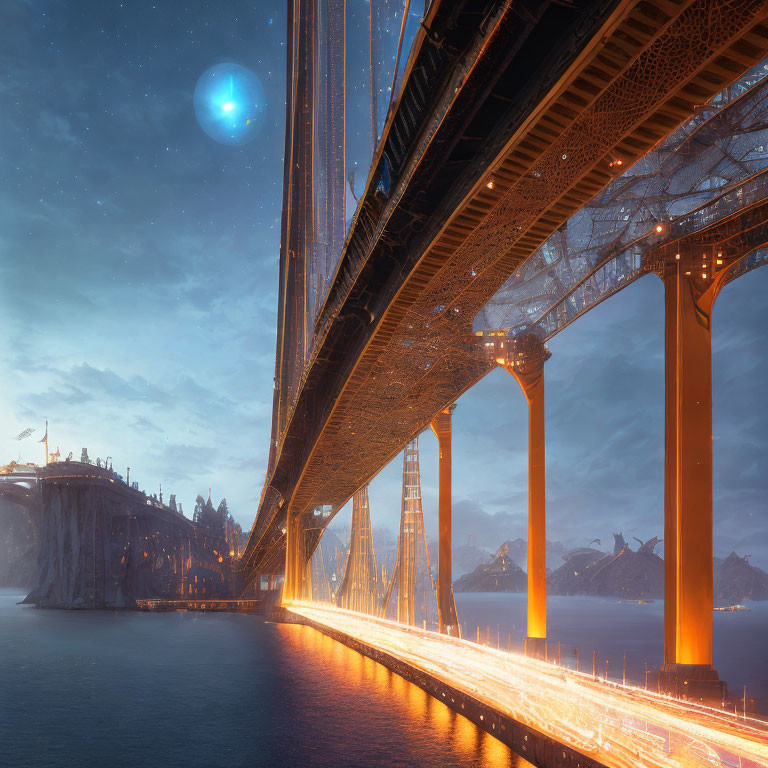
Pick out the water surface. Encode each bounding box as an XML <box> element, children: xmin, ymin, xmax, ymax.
<box><xmin>456</xmin><ymin>593</ymin><xmax>768</xmax><ymax>706</ymax></box>
<box><xmin>0</xmin><ymin>590</ymin><xmax>528</xmax><ymax>768</ymax></box>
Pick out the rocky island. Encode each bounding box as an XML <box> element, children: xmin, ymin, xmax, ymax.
<box><xmin>454</xmin><ymin>532</ymin><xmax>768</xmax><ymax>603</ymax></box>
<box><xmin>454</xmin><ymin>543</ymin><xmax>526</xmax><ymax>592</ymax></box>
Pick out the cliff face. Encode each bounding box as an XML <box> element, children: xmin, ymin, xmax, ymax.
<box><xmin>25</xmin><ymin>468</ymin><xmax>236</xmax><ymax>608</ymax></box>
<box><xmin>0</xmin><ymin>497</ymin><xmax>40</xmax><ymax>588</ymax></box>
<box><xmin>26</xmin><ymin>481</ymin><xmax>192</xmax><ymax>608</ymax></box>
<box><xmin>454</xmin><ymin>547</ymin><xmax>526</xmax><ymax>593</ymax></box>
<box><xmin>715</xmin><ymin>552</ymin><xmax>768</xmax><ymax>603</ymax></box>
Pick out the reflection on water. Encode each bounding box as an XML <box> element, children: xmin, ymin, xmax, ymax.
<box><xmin>278</xmin><ymin>624</ymin><xmax>533</xmax><ymax>767</ymax></box>
<box><xmin>0</xmin><ymin>590</ymin><xmax>532</xmax><ymax>768</ymax></box>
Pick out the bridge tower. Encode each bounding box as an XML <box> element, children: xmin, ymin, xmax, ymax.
<box><xmin>429</xmin><ymin>406</ymin><xmax>460</xmax><ymax>636</ymax></box>
<box><xmin>383</xmin><ymin>437</ymin><xmax>437</xmax><ymax>628</ymax></box>
<box><xmin>496</xmin><ymin>333</ymin><xmax>550</xmax><ymax>659</ymax></box>
<box><xmin>336</xmin><ymin>484</ymin><xmax>380</xmax><ymax>614</ymax></box>
<box><xmin>311</xmin><ymin>0</ymin><xmax>346</xmax><ymax>324</ymax></box>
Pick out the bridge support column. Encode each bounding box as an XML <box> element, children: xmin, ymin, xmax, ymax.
<box><xmin>282</xmin><ymin>510</ymin><xmax>302</xmax><ymax>605</ymax></box>
<box><xmin>500</xmin><ymin>334</ymin><xmax>550</xmax><ymax>659</ymax></box>
<box><xmin>660</xmin><ymin>254</ymin><xmax>725</xmax><ymax>702</ymax></box>
<box><xmin>430</xmin><ymin>405</ymin><xmax>460</xmax><ymax>637</ymax></box>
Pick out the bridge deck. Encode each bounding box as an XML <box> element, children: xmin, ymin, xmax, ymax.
<box><xmin>242</xmin><ymin>0</ymin><xmax>768</xmax><ymax>579</ymax></box>
<box><xmin>288</xmin><ymin>603</ymin><xmax>768</xmax><ymax>768</ymax></box>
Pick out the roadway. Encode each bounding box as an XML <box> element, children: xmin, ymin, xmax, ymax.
<box><xmin>288</xmin><ymin>602</ymin><xmax>768</xmax><ymax>768</ymax></box>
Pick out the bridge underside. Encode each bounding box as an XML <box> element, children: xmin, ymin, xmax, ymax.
<box><xmin>241</xmin><ymin>0</ymin><xmax>768</xmax><ymax>580</ymax></box>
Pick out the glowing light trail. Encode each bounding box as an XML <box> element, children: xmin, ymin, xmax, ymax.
<box><xmin>289</xmin><ymin>602</ymin><xmax>768</xmax><ymax>768</ymax></box>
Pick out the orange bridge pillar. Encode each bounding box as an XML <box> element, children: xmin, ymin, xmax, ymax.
<box><xmin>282</xmin><ymin>509</ymin><xmax>302</xmax><ymax>605</ymax></box>
<box><xmin>430</xmin><ymin>405</ymin><xmax>460</xmax><ymax>636</ymax></box>
<box><xmin>660</xmin><ymin>248</ymin><xmax>725</xmax><ymax>701</ymax></box>
<box><xmin>499</xmin><ymin>334</ymin><xmax>550</xmax><ymax>659</ymax></box>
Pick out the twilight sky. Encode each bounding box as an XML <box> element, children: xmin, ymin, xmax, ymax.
<box><xmin>1</xmin><ymin>1</ymin><xmax>767</xmax><ymax>565</ymax></box>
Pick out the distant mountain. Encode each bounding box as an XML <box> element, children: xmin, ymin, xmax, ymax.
<box><xmin>496</xmin><ymin>537</ymin><xmax>567</xmax><ymax>571</ymax></box>
<box><xmin>548</xmin><ymin>547</ymin><xmax>608</xmax><ymax>595</ymax></box>
<box><xmin>549</xmin><ymin>533</ymin><xmax>664</xmax><ymax>599</ymax></box>
<box><xmin>715</xmin><ymin>552</ymin><xmax>768</xmax><ymax>603</ymax></box>
<box><xmin>587</xmin><ymin>534</ymin><xmax>664</xmax><ymax>599</ymax></box>
<box><xmin>454</xmin><ymin>543</ymin><xmax>526</xmax><ymax>592</ymax></box>
<box><xmin>452</xmin><ymin>543</ymin><xmax>492</xmax><ymax>577</ymax></box>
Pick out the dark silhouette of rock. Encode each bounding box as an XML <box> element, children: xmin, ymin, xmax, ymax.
<box><xmin>589</xmin><ymin>539</ymin><xmax>664</xmax><ymax>598</ymax></box>
<box><xmin>499</xmin><ymin>537</ymin><xmax>527</xmax><ymax>567</ymax></box>
<box><xmin>715</xmin><ymin>552</ymin><xmax>768</xmax><ymax>603</ymax></box>
<box><xmin>548</xmin><ymin>547</ymin><xmax>608</xmax><ymax>595</ymax></box>
<box><xmin>550</xmin><ymin>534</ymin><xmax>664</xmax><ymax>598</ymax></box>
<box><xmin>634</xmin><ymin>536</ymin><xmax>663</xmax><ymax>556</ymax></box>
<box><xmin>454</xmin><ymin>543</ymin><xmax>526</xmax><ymax>592</ymax></box>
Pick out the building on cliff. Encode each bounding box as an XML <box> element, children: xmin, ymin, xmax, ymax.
<box><xmin>0</xmin><ymin>457</ymin><xmax>243</xmax><ymax>608</ymax></box>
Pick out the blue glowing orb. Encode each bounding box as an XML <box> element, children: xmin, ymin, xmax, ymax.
<box><xmin>193</xmin><ymin>63</ymin><xmax>264</xmax><ymax>146</ymax></box>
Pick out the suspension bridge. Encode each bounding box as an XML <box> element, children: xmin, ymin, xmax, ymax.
<box><xmin>239</xmin><ymin>2</ymin><xmax>768</xmax><ymax>765</ymax></box>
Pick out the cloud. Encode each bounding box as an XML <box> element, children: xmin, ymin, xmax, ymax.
<box><xmin>1</xmin><ymin>0</ymin><xmax>767</xmax><ymax>575</ymax></box>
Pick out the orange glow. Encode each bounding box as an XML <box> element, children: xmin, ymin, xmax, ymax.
<box><xmin>288</xmin><ymin>602</ymin><xmax>768</xmax><ymax>768</ymax></box>
<box><xmin>486</xmin><ymin>180</ymin><xmax>495</xmax><ymax>189</ymax></box>
<box><xmin>276</xmin><ymin>621</ymin><xmax>508</xmax><ymax>767</ymax></box>
<box><xmin>655</xmin><ymin>223</ymin><xmax>663</xmax><ymax>233</ymax></box>
<box><xmin>495</xmin><ymin>356</ymin><xmax>505</xmax><ymax>365</ymax></box>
